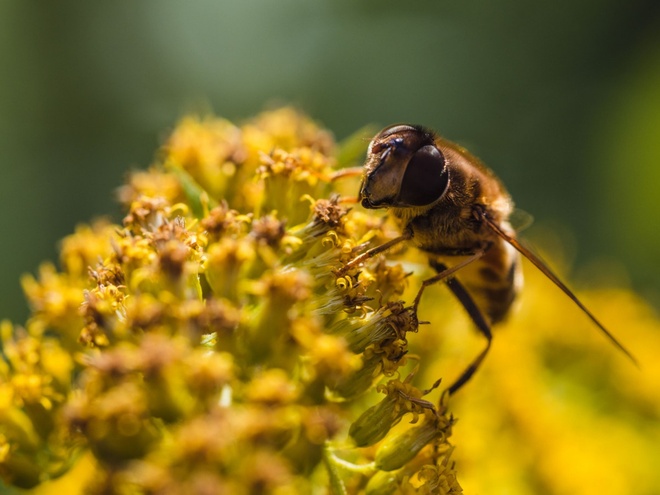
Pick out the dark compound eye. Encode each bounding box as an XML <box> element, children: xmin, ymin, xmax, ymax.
<box><xmin>397</xmin><ymin>145</ymin><xmax>449</xmax><ymax>206</ymax></box>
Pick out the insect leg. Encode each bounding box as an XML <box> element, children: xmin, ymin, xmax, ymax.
<box><xmin>336</xmin><ymin>230</ymin><xmax>412</xmax><ymax>276</ymax></box>
<box><xmin>411</xmin><ymin>248</ymin><xmax>486</xmax><ymax>312</ymax></box>
<box><xmin>412</xmin><ymin>251</ymin><xmax>491</xmax><ymax>396</ymax></box>
<box><xmin>440</xmin><ymin>268</ymin><xmax>493</xmax><ymax>395</ymax></box>
<box><xmin>329</xmin><ymin>166</ymin><xmax>364</xmax><ymax>181</ymax></box>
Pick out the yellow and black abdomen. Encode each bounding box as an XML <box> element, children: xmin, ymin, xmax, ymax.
<box><xmin>430</xmin><ymin>237</ymin><xmax>522</xmax><ymax>324</ymax></box>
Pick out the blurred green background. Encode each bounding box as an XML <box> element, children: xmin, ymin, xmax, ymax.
<box><xmin>1</xmin><ymin>0</ymin><xmax>659</xmax><ymax>324</ymax></box>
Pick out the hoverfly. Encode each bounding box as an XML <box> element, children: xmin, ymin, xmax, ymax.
<box><xmin>340</xmin><ymin>124</ymin><xmax>636</xmax><ymax>395</ymax></box>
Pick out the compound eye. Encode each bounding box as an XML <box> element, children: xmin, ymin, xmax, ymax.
<box><xmin>397</xmin><ymin>145</ymin><xmax>448</xmax><ymax>206</ymax></box>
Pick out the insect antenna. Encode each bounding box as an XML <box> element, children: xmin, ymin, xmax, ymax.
<box><xmin>480</xmin><ymin>212</ymin><xmax>638</xmax><ymax>366</ymax></box>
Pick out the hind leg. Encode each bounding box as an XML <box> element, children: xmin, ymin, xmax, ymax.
<box><xmin>417</xmin><ymin>259</ymin><xmax>492</xmax><ymax>396</ymax></box>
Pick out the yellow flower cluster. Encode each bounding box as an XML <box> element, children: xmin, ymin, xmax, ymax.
<box><xmin>1</xmin><ymin>108</ymin><xmax>460</xmax><ymax>494</ymax></box>
<box><xmin>4</xmin><ymin>107</ymin><xmax>659</xmax><ymax>495</ymax></box>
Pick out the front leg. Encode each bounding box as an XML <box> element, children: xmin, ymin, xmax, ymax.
<box><xmin>335</xmin><ymin>229</ymin><xmax>412</xmax><ymax>277</ymax></box>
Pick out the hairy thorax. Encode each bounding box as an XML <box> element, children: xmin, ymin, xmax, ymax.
<box><xmin>390</xmin><ymin>150</ymin><xmax>521</xmax><ymax>323</ymax></box>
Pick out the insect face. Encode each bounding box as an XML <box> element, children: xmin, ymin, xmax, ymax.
<box><xmin>359</xmin><ymin>125</ymin><xmax>449</xmax><ymax>209</ymax></box>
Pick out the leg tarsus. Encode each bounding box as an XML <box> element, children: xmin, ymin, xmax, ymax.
<box><xmin>447</xmin><ymin>338</ymin><xmax>491</xmax><ymax>395</ymax></box>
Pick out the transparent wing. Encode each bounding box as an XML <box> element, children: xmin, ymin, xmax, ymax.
<box><xmin>481</xmin><ymin>212</ymin><xmax>638</xmax><ymax>366</ymax></box>
<box><xmin>508</xmin><ymin>208</ymin><xmax>534</xmax><ymax>234</ymax></box>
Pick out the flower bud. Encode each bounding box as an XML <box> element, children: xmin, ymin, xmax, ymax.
<box><xmin>364</xmin><ymin>469</ymin><xmax>400</xmax><ymax>495</ymax></box>
<box><xmin>204</xmin><ymin>237</ymin><xmax>255</xmax><ymax>302</ymax></box>
<box><xmin>374</xmin><ymin>416</ymin><xmax>441</xmax><ymax>472</ymax></box>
